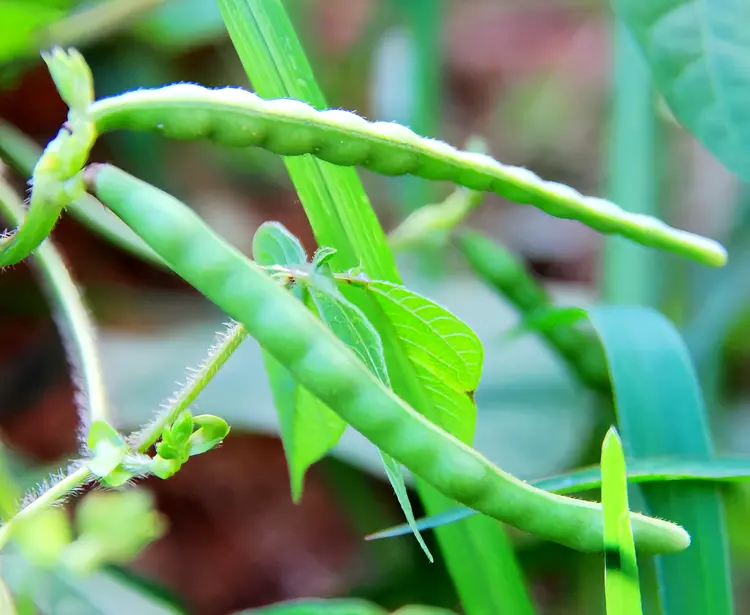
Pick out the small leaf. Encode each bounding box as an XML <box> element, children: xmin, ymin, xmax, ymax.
<box><xmin>365</xmin><ymin>281</ymin><xmax>483</xmax><ymax>444</ymax></box>
<box><xmin>187</xmin><ymin>415</ymin><xmax>230</xmax><ymax>456</ymax></box>
<box><xmin>252</xmin><ymin>221</ymin><xmax>307</xmax><ymax>267</ymax></box>
<box><xmin>155</xmin><ymin>441</ymin><xmax>183</xmax><ymax>462</ymax></box>
<box><xmin>311</xmin><ymin>246</ymin><xmax>337</xmax><ymax>271</ymax></box>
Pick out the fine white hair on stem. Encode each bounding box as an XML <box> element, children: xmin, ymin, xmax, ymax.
<box><xmin>129</xmin><ymin>320</ymin><xmax>247</xmax><ymax>452</ymax></box>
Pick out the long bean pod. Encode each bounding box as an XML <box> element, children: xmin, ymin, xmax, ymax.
<box><xmin>87</xmin><ymin>84</ymin><xmax>726</xmax><ymax>267</ymax></box>
<box><xmin>84</xmin><ymin>163</ymin><xmax>690</xmax><ymax>555</ymax></box>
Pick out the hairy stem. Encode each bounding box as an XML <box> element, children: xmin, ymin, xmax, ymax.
<box><xmin>0</xmin><ymin>175</ymin><xmax>110</xmax><ymax>432</ymax></box>
<box><xmin>131</xmin><ymin>322</ymin><xmax>248</xmax><ymax>453</ymax></box>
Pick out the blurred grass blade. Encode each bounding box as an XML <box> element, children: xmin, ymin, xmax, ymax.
<box><xmin>0</xmin><ymin>119</ymin><xmax>164</xmax><ymax>268</ymax></box>
<box><xmin>216</xmin><ymin>2</ymin><xmax>533</xmax><ymax>613</ymax></box>
<box><xmin>601</xmin><ymin>427</ymin><xmax>643</xmax><ymax>615</ymax></box>
<box><xmin>600</xmin><ymin>20</ymin><xmax>660</xmax><ymax>307</ymax></box>
<box><xmin>367</xmin><ymin>456</ymin><xmax>750</xmax><ymax>539</ymax></box>
<box><xmin>0</xmin><ymin>441</ymin><xmax>21</xmax><ymax>522</ymax></box>
<box><xmin>0</xmin><ymin>175</ymin><xmax>109</xmax><ymax>436</ymax></box>
<box><xmin>588</xmin><ymin>305</ymin><xmax>733</xmax><ymax>615</ymax></box>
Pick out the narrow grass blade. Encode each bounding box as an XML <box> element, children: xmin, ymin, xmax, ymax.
<box><xmin>367</xmin><ymin>456</ymin><xmax>750</xmax><ymax>539</ymax></box>
<box><xmin>216</xmin><ymin>2</ymin><xmax>534</xmax><ymax>612</ymax></box>
<box><xmin>0</xmin><ymin>175</ymin><xmax>108</xmax><ymax>439</ymax></box>
<box><xmin>600</xmin><ymin>20</ymin><xmax>660</xmax><ymax>307</ymax></box>
<box><xmin>0</xmin><ymin>119</ymin><xmax>163</xmax><ymax>268</ymax></box>
<box><xmin>601</xmin><ymin>427</ymin><xmax>643</xmax><ymax>615</ymax></box>
<box><xmin>588</xmin><ymin>305</ymin><xmax>733</xmax><ymax>615</ymax></box>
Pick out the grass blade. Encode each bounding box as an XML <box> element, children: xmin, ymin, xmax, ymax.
<box><xmin>588</xmin><ymin>305</ymin><xmax>733</xmax><ymax>615</ymax></box>
<box><xmin>216</xmin><ymin>2</ymin><xmax>534</xmax><ymax>612</ymax></box>
<box><xmin>601</xmin><ymin>427</ymin><xmax>643</xmax><ymax>615</ymax></box>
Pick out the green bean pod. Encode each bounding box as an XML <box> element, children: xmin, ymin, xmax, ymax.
<box><xmin>0</xmin><ymin>48</ymin><xmax>96</xmax><ymax>267</ymax></box>
<box><xmin>454</xmin><ymin>229</ymin><xmax>610</xmax><ymax>392</ymax></box>
<box><xmin>84</xmin><ymin>163</ymin><xmax>690</xmax><ymax>555</ymax></box>
<box><xmin>87</xmin><ymin>84</ymin><xmax>726</xmax><ymax>267</ymax></box>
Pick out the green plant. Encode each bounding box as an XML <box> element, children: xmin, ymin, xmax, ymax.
<box><xmin>0</xmin><ymin>1</ymin><xmax>745</xmax><ymax>613</ymax></box>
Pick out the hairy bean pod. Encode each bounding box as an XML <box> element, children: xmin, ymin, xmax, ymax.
<box><xmin>87</xmin><ymin>84</ymin><xmax>726</xmax><ymax>267</ymax></box>
<box><xmin>85</xmin><ymin>163</ymin><xmax>690</xmax><ymax>555</ymax></box>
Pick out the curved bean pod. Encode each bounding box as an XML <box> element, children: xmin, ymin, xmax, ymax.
<box><xmin>88</xmin><ymin>85</ymin><xmax>726</xmax><ymax>267</ymax></box>
<box><xmin>85</xmin><ymin>163</ymin><xmax>690</xmax><ymax>555</ymax></box>
<box><xmin>0</xmin><ymin>49</ymin><xmax>96</xmax><ymax>267</ymax></box>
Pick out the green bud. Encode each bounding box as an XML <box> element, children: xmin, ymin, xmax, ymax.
<box><xmin>169</xmin><ymin>410</ymin><xmax>194</xmax><ymax>446</ymax></box>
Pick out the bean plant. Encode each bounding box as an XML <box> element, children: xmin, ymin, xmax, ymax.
<box><xmin>0</xmin><ymin>0</ymin><xmax>744</xmax><ymax>614</ymax></box>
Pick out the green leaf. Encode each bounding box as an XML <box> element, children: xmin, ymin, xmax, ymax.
<box><xmin>236</xmin><ymin>598</ymin><xmax>388</xmax><ymax>615</ymax></box>
<box><xmin>367</xmin><ymin>455</ymin><xmax>750</xmax><ymax>539</ymax></box>
<box><xmin>394</xmin><ymin>608</ymin><xmax>459</xmax><ymax>615</ymax></box>
<box><xmin>588</xmin><ymin>305</ymin><xmax>733</xmax><ymax>615</ymax></box>
<box><xmin>610</xmin><ymin>0</ymin><xmax>750</xmax><ymax>181</ymax></box>
<box><xmin>303</xmin><ymin>276</ymin><xmax>433</xmax><ymax>562</ymax></box>
<box><xmin>187</xmin><ymin>415</ymin><xmax>230</xmax><ymax>456</ymax></box>
<box><xmin>167</xmin><ymin>411</ymin><xmax>193</xmax><ymax>447</ymax></box>
<box><xmin>362</xmin><ymin>281</ymin><xmax>482</xmax><ymax>444</ymax></box>
<box><xmin>601</xmin><ymin>427</ymin><xmax>643</xmax><ymax>615</ymax></box>
<box><xmin>253</xmin><ymin>222</ymin><xmax>347</xmax><ymax>501</ymax></box>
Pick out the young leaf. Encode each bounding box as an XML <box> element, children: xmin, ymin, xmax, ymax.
<box><xmin>351</xmin><ymin>279</ymin><xmax>482</xmax><ymax>444</ymax></box>
<box><xmin>187</xmin><ymin>415</ymin><xmax>230</xmax><ymax>456</ymax></box>
<box><xmin>611</xmin><ymin>0</ymin><xmax>750</xmax><ymax>181</ymax></box>
<box><xmin>601</xmin><ymin>427</ymin><xmax>643</xmax><ymax>615</ymax></box>
<box><xmin>11</xmin><ymin>508</ymin><xmax>73</xmax><ymax>569</ymax></box>
<box><xmin>253</xmin><ymin>222</ymin><xmax>347</xmax><ymax>500</ymax></box>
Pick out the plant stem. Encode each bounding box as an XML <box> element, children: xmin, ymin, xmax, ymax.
<box><xmin>0</xmin><ymin>175</ymin><xmax>110</xmax><ymax>429</ymax></box>
<box><xmin>0</xmin><ymin>466</ymin><xmax>92</xmax><ymax>551</ymax></box>
<box><xmin>132</xmin><ymin>322</ymin><xmax>248</xmax><ymax>453</ymax></box>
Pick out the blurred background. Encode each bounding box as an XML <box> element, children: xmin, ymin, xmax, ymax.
<box><xmin>1</xmin><ymin>0</ymin><xmax>750</xmax><ymax>613</ymax></box>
